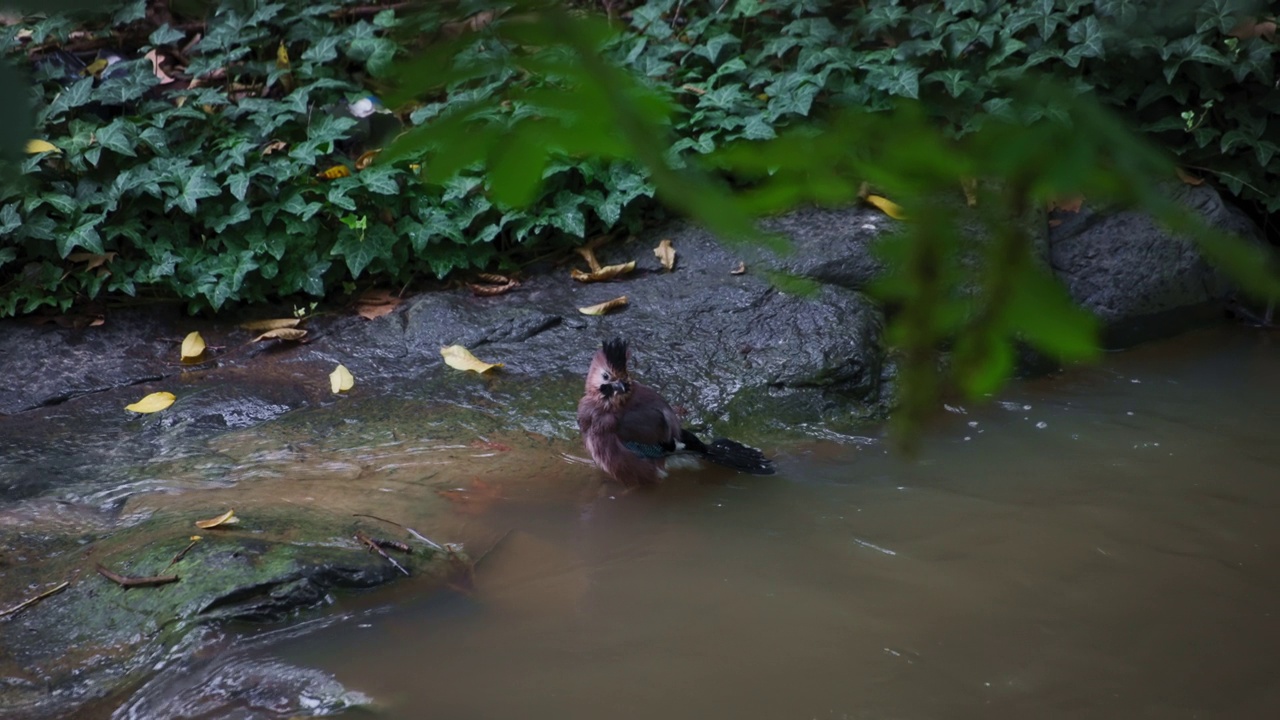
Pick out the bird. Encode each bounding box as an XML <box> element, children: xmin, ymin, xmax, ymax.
<box><xmin>576</xmin><ymin>337</ymin><xmax>775</xmax><ymax>486</ymax></box>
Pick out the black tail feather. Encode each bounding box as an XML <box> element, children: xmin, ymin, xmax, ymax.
<box><xmin>704</xmin><ymin>438</ymin><xmax>776</xmax><ymax>475</ymax></box>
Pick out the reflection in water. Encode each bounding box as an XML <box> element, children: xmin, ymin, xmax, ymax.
<box><xmin>130</xmin><ymin>328</ymin><xmax>1280</xmax><ymax>719</ymax></box>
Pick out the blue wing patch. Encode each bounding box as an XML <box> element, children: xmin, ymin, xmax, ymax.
<box><xmin>623</xmin><ymin>441</ymin><xmax>668</xmax><ymax>459</ymax></box>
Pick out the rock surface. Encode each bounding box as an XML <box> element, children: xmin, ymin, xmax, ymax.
<box><xmin>1048</xmin><ymin>184</ymin><xmax>1262</xmax><ymax>344</ymax></box>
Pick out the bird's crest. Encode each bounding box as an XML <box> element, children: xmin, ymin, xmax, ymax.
<box><xmin>602</xmin><ymin>337</ymin><xmax>628</xmax><ymax>372</ymax></box>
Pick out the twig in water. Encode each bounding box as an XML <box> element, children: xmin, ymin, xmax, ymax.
<box><xmin>0</xmin><ymin>581</ymin><xmax>70</xmax><ymax>619</ymax></box>
<box><xmin>96</xmin><ymin>565</ymin><xmax>179</xmax><ymax>589</ymax></box>
<box><xmin>163</xmin><ymin>536</ymin><xmax>202</xmax><ymax>572</ymax></box>
<box><xmin>355</xmin><ymin>531</ymin><xmax>410</xmax><ymax>576</ymax></box>
<box><xmin>351</xmin><ymin>513</ymin><xmax>445</xmax><ymax>551</ymax></box>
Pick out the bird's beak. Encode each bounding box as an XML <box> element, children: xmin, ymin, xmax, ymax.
<box><xmin>600</xmin><ymin>380</ymin><xmax>630</xmax><ymax>398</ymax></box>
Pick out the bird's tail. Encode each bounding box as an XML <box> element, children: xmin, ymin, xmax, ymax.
<box><xmin>680</xmin><ymin>430</ymin><xmax>775</xmax><ymax>475</ymax></box>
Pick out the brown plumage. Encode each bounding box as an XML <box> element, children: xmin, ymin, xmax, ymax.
<box><xmin>576</xmin><ymin>338</ymin><xmax>775</xmax><ymax>486</ymax></box>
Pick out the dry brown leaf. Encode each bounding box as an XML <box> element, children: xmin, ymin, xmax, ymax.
<box><xmin>261</xmin><ymin>140</ymin><xmax>287</xmax><ymax>156</ymax></box>
<box><xmin>67</xmin><ymin>251</ymin><xmax>117</xmax><ymax>271</ymax></box>
<box><xmin>144</xmin><ymin>49</ymin><xmax>175</xmax><ymax>84</ymax></box>
<box><xmin>239</xmin><ymin>317</ymin><xmax>300</xmax><ymax>332</ymax></box>
<box><xmin>680</xmin><ymin>84</ymin><xmax>706</xmax><ymax>95</ymax></box>
<box><xmin>253</xmin><ymin>328</ymin><xmax>308</xmax><ymax>342</ymax></box>
<box><xmin>578</xmin><ymin>296</ymin><xmax>628</xmax><ymax>316</ymax></box>
<box><xmin>653</xmin><ymin>239</ymin><xmax>676</xmax><ymax>271</ymax></box>
<box><xmin>441</xmin><ymin>345</ymin><xmax>503</xmax><ymax>373</ymax></box>
<box><xmin>571</xmin><ymin>261</ymin><xmax>636</xmax><ymax>283</ymax></box>
<box><xmin>355</xmin><ymin>150</ymin><xmax>380</xmax><ymax>170</ymax></box>
<box><xmin>1229</xmin><ymin>17</ymin><xmax>1276</xmax><ymax>40</ymax></box>
<box><xmin>195</xmin><ymin>509</ymin><xmax>239</xmax><ymax>529</ymax></box>
<box><xmin>575</xmin><ymin>247</ymin><xmax>603</xmax><ymax>273</ymax></box>
<box><xmin>730</xmin><ymin>262</ymin><xmax>747</xmax><ymax>275</ymax></box>
<box><xmin>1176</xmin><ymin>167</ymin><xmax>1204</xmax><ymax>186</ymax></box>
<box><xmin>960</xmin><ymin>177</ymin><xmax>979</xmax><ymax>207</ymax></box>
<box><xmin>467</xmin><ymin>274</ymin><xmax>520</xmax><ymax>297</ymax></box>
<box><xmin>355</xmin><ymin>289</ymin><xmax>401</xmax><ymax>319</ymax></box>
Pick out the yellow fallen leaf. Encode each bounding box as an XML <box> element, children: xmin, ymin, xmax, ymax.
<box><xmin>194</xmin><ymin>509</ymin><xmax>239</xmax><ymax>529</ymax></box>
<box><xmin>317</xmin><ymin>165</ymin><xmax>351</xmax><ymax>180</ymax></box>
<box><xmin>570</xmin><ymin>261</ymin><xmax>636</xmax><ymax>283</ymax></box>
<box><xmin>125</xmin><ymin>391</ymin><xmax>175</xmax><ymax>413</ymax></box>
<box><xmin>579</xmin><ymin>296</ymin><xmax>628</xmax><ymax>316</ymax></box>
<box><xmin>83</xmin><ymin>57</ymin><xmax>109</xmax><ymax>76</ymax></box>
<box><xmin>180</xmin><ymin>331</ymin><xmax>205</xmax><ymax>360</ymax></box>
<box><xmin>253</xmin><ymin>328</ymin><xmax>308</xmax><ymax>342</ymax></box>
<box><xmin>26</xmin><ymin>139</ymin><xmax>61</xmax><ymax>154</ymax></box>
<box><xmin>276</xmin><ymin>40</ymin><xmax>290</xmax><ymax>69</ymax></box>
<box><xmin>330</xmin><ymin>364</ymin><xmax>354</xmax><ymax>393</ymax></box>
<box><xmin>239</xmin><ymin>318</ymin><xmax>301</xmax><ymax>332</ymax></box>
<box><xmin>865</xmin><ymin>194</ymin><xmax>906</xmax><ymax>220</ymax></box>
<box><xmin>441</xmin><ymin>345</ymin><xmax>503</xmax><ymax>373</ymax></box>
<box><xmin>653</xmin><ymin>239</ymin><xmax>676</xmax><ymax>271</ymax></box>
<box><xmin>1176</xmin><ymin>167</ymin><xmax>1204</xmax><ymax>186</ymax></box>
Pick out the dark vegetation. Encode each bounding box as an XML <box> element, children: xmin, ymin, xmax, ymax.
<box><xmin>1</xmin><ymin>0</ymin><xmax>1277</xmax><ymax>435</ymax></box>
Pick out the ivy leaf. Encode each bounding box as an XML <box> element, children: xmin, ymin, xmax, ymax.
<box><xmin>1065</xmin><ymin>16</ymin><xmax>1105</xmax><ymax>59</ymax></box>
<box><xmin>695</xmin><ymin>34</ymin><xmax>740</xmax><ymax>64</ymax></box>
<box><xmin>149</xmin><ymin>23</ymin><xmax>187</xmax><ymax>46</ymax></box>
<box><xmin>45</xmin><ymin>77</ymin><xmax>95</xmax><ymax>119</ymax></box>
<box><xmin>1025</xmin><ymin>0</ymin><xmax>1067</xmax><ymax>40</ymax></box>
<box><xmin>865</xmin><ymin>65</ymin><xmax>920</xmax><ymax>99</ymax></box>
<box><xmin>60</xmin><ymin>218</ymin><xmax>105</xmax><ymax>257</ymax></box>
<box><xmin>227</xmin><ymin>173</ymin><xmax>250</xmax><ymax>201</ymax></box>
<box><xmin>332</xmin><ymin>223</ymin><xmax>396</xmax><ymax>278</ymax></box>
<box><xmin>96</xmin><ymin>118</ymin><xmax>137</xmax><ymax>156</ymax></box>
<box><xmin>926</xmin><ymin>69</ymin><xmax>971</xmax><ymax>98</ymax></box>
<box><xmin>358</xmin><ymin>165</ymin><xmax>401</xmax><ymax>195</ymax></box>
<box><xmin>167</xmin><ymin>167</ymin><xmax>222</xmax><ymax>214</ymax></box>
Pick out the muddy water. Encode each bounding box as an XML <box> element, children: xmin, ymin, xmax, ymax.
<box><xmin>115</xmin><ymin>327</ymin><xmax>1280</xmax><ymax>719</ymax></box>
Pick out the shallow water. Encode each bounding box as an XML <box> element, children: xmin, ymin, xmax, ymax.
<box><xmin>114</xmin><ymin>326</ymin><xmax>1280</xmax><ymax>718</ymax></box>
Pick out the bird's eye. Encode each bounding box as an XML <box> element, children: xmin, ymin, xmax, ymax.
<box><xmin>602</xmin><ymin>372</ymin><xmax>612</xmax><ymax>381</ymax></box>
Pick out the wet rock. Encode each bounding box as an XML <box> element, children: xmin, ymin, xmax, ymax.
<box><xmin>0</xmin><ymin>307</ymin><xmax>181</xmax><ymax>415</ymax></box>
<box><xmin>0</xmin><ymin>507</ymin><xmax>461</xmax><ymax>719</ymax></box>
<box><xmin>1049</xmin><ymin>183</ymin><xmax>1261</xmax><ymax>346</ymax></box>
<box><xmin>363</xmin><ymin>219</ymin><xmax>891</xmax><ymax>433</ymax></box>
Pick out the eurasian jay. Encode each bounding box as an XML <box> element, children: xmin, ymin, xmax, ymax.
<box><xmin>577</xmin><ymin>338</ymin><xmax>775</xmax><ymax>486</ymax></box>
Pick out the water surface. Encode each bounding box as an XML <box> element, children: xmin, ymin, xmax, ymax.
<box><xmin>121</xmin><ymin>326</ymin><xmax>1280</xmax><ymax>719</ymax></box>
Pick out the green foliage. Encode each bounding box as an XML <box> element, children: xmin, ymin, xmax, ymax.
<box><xmin>1</xmin><ymin>0</ymin><xmax>627</xmax><ymax>316</ymax></box>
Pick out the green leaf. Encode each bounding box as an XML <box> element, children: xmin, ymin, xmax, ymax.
<box><xmin>96</xmin><ymin>118</ymin><xmax>137</xmax><ymax>157</ymax></box>
<box><xmin>332</xmin><ymin>223</ymin><xmax>396</xmax><ymax>278</ymax></box>
<box><xmin>488</xmin><ymin>123</ymin><xmax>552</xmax><ymax>208</ymax></box>
<box><xmin>1065</xmin><ymin>16</ymin><xmax>1105</xmax><ymax>59</ymax></box>
<box><xmin>149</xmin><ymin>23</ymin><xmax>187</xmax><ymax>46</ymax></box>
<box><xmin>59</xmin><ymin>218</ymin><xmax>105</xmax><ymax>257</ymax></box>
<box><xmin>167</xmin><ymin>167</ymin><xmax>222</xmax><ymax>214</ymax></box>
<box><xmin>227</xmin><ymin>173</ymin><xmax>250</xmax><ymax>202</ymax></box>
<box><xmin>865</xmin><ymin>65</ymin><xmax>920</xmax><ymax>99</ymax></box>
<box><xmin>358</xmin><ymin>165</ymin><xmax>401</xmax><ymax>195</ymax></box>
<box><xmin>1006</xmin><ymin>268</ymin><xmax>1100</xmax><ymax>361</ymax></box>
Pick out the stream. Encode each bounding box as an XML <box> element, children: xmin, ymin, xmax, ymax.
<box><xmin>14</xmin><ymin>325</ymin><xmax>1280</xmax><ymax>720</ymax></box>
